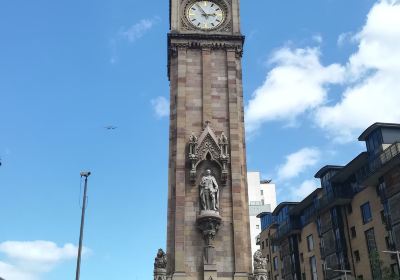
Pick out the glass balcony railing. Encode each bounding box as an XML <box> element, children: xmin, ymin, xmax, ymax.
<box><xmin>356</xmin><ymin>142</ymin><xmax>400</xmax><ymax>183</ymax></box>
<box><xmin>271</xmin><ymin>221</ymin><xmax>301</xmax><ymax>242</ymax></box>
<box><xmin>315</xmin><ymin>191</ymin><xmax>352</xmax><ymax>212</ymax></box>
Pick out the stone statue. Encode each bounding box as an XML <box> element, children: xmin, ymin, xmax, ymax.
<box><xmin>154</xmin><ymin>248</ymin><xmax>167</xmax><ymax>269</ymax></box>
<box><xmin>200</xmin><ymin>169</ymin><xmax>219</xmax><ymax>211</ymax></box>
<box><xmin>253</xmin><ymin>249</ymin><xmax>268</xmax><ymax>270</ymax></box>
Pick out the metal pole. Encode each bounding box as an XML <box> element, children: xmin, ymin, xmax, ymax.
<box><xmin>383</xmin><ymin>250</ymin><xmax>400</xmax><ymax>274</ymax></box>
<box><xmin>75</xmin><ymin>172</ymin><xmax>91</xmax><ymax>280</ymax></box>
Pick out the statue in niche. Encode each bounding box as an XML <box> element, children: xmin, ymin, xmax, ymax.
<box><xmin>199</xmin><ymin>169</ymin><xmax>219</xmax><ymax>211</ymax></box>
<box><xmin>154</xmin><ymin>248</ymin><xmax>167</xmax><ymax>269</ymax></box>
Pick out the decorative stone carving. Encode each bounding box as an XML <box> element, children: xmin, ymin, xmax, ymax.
<box><xmin>253</xmin><ymin>250</ymin><xmax>269</xmax><ymax>280</ymax></box>
<box><xmin>200</xmin><ymin>169</ymin><xmax>219</xmax><ymax>211</ymax></box>
<box><xmin>253</xmin><ymin>250</ymin><xmax>267</xmax><ymax>270</ymax></box>
<box><xmin>153</xmin><ymin>249</ymin><xmax>167</xmax><ymax>280</ymax></box>
<box><xmin>188</xmin><ymin>122</ymin><xmax>230</xmax><ymax>185</ymax></box>
<box><xmin>196</xmin><ymin>211</ymin><xmax>221</xmax><ymax>267</ymax></box>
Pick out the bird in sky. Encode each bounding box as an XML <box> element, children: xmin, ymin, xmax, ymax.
<box><xmin>104</xmin><ymin>125</ymin><xmax>118</xmax><ymax>130</ymax></box>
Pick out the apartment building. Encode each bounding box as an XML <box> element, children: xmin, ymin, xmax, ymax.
<box><xmin>258</xmin><ymin>123</ymin><xmax>400</xmax><ymax>280</ymax></box>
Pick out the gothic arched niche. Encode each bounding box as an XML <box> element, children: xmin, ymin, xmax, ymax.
<box><xmin>187</xmin><ymin>122</ymin><xmax>229</xmax><ymax>185</ymax></box>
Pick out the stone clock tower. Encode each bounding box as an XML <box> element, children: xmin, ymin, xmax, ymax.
<box><xmin>154</xmin><ymin>1</ymin><xmax>257</xmax><ymax>280</ymax></box>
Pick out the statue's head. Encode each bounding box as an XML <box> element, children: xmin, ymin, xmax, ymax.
<box><xmin>254</xmin><ymin>249</ymin><xmax>262</xmax><ymax>259</ymax></box>
<box><xmin>206</xmin><ymin>169</ymin><xmax>211</xmax><ymax>175</ymax></box>
<box><xmin>157</xmin><ymin>248</ymin><xmax>164</xmax><ymax>258</ymax></box>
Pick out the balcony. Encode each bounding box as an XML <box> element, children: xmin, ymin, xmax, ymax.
<box><xmin>271</xmin><ymin>221</ymin><xmax>301</xmax><ymax>243</ymax></box>
<box><xmin>315</xmin><ymin>191</ymin><xmax>352</xmax><ymax>213</ymax></box>
<box><xmin>356</xmin><ymin>142</ymin><xmax>400</xmax><ymax>185</ymax></box>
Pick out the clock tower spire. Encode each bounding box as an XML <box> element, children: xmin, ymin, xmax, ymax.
<box><xmin>163</xmin><ymin>1</ymin><xmax>253</xmax><ymax>279</ymax></box>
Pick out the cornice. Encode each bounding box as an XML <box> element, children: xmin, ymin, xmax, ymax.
<box><xmin>167</xmin><ymin>33</ymin><xmax>244</xmax><ymax>80</ymax></box>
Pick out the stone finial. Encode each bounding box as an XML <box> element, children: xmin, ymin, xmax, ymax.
<box><xmin>253</xmin><ymin>250</ymin><xmax>269</xmax><ymax>280</ymax></box>
<box><xmin>154</xmin><ymin>249</ymin><xmax>167</xmax><ymax>280</ymax></box>
<box><xmin>154</xmin><ymin>249</ymin><xmax>167</xmax><ymax>269</ymax></box>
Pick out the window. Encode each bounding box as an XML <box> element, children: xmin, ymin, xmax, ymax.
<box><xmin>361</xmin><ymin>202</ymin><xmax>372</xmax><ymax>224</ymax></box>
<box><xmin>357</xmin><ymin>276</ymin><xmax>364</xmax><ymax>280</ymax></box>
<box><xmin>256</xmin><ymin>225</ymin><xmax>260</xmax><ymax>230</ymax></box>
<box><xmin>260</xmin><ymin>190</ymin><xmax>264</xmax><ymax>195</ymax></box>
<box><xmin>300</xmin><ymin>253</ymin><xmax>304</xmax><ymax>263</ymax></box>
<box><xmin>310</xmin><ymin>256</ymin><xmax>318</xmax><ymax>280</ymax></box>
<box><xmin>366</xmin><ymin>129</ymin><xmax>383</xmax><ymax>155</ymax></box>
<box><xmin>351</xmin><ymin>226</ymin><xmax>357</xmax><ymax>238</ymax></box>
<box><xmin>261</xmin><ymin>241</ymin><xmax>265</xmax><ymax>250</ymax></box>
<box><xmin>302</xmin><ymin>273</ymin><xmax>306</xmax><ymax>280</ymax></box>
<box><xmin>261</xmin><ymin>199</ymin><xmax>265</xmax><ymax>205</ymax></box>
<box><xmin>273</xmin><ymin>256</ymin><xmax>278</xmax><ymax>271</ymax></box>
<box><xmin>380</xmin><ymin>210</ymin><xmax>386</xmax><ymax>225</ymax></box>
<box><xmin>354</xmin><ymin>250</ymin><xmax>360</xmax><ymax>262</ymax></box>
<box><xmin>307</xmin><ymin>235</ymin><xmax>314</xmax><ymax>251</ymax></box>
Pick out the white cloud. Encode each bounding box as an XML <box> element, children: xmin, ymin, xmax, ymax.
<box><xmin>277</xmin><ymin>147</ymin><xmax>320</xmax><ymax>181</ymax></box>
<box><xmin>110</xmin><ymin>17</ymin><xmax>159</xmax><ymax>64</ymax></box>
<box><xmin>315</xmin><ymin>0</ymin><xmax>400</xmax><ymax>142</ymax></box>
<box><xmin>337</xmin><ymin>32</ymin><xmax>353</xmax><ymax>47</ymax></box>
<box><xmin>120</xmin><ymin>18</ymin><xmax>159</xmax><ymax>43</ymax></box>
<box><xmin>0</xmin><ymin>262</ymin><xmax>33</xmax><ymax>280</ymax></box>
<box><xmin>290</xmin><ymin>179</ymin><xmax>320</xmax><ymax>200</ymax></box>
<box><xmin>0</xmin><ymin>241</ymin><xmax>89</xmax><ymax>280</ymax></box>
<box><xmin>246</xmin><ymin>0</ymin><xmax>400</xmax><ymax>142</ymax></box>
<box><xmin>245</xmin><ymin>47</ymin><xmax>345</xmax><ymax>132</ymax></box>
<box><xmin>151</xmin><ymin>96</ymin><xmax>169</xmax><ymax>118</ymax></box>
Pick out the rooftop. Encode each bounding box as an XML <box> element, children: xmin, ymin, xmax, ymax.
<box><xmin>358</xmin><ymin>122</ymin><xmax>400</xmax><ymax>141</ymax></box>
<box><xmin>314</xmin><ymin>165</ymin><xmax>343</xmax><ymax>179</ymax></box>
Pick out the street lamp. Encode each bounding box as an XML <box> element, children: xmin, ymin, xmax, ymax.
<box><xmin>324</xmin><ymin>263</ymin><xmax>351</xmax><ymax>280</ymax></box>
<box><xmin>382</xmin><ymin>250</ymin><xmax>400</xmax><ymax>275</ymax></box>
<box><xmin>75</xmin><ymin>171</ymin><xmax>91</xmax><ymax>280</ymax></box>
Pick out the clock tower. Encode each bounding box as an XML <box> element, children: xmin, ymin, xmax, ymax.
<box><xmin>161</xmin><ymin>1</ymin><xmax>253</xmax><ymax>280</ymax></box>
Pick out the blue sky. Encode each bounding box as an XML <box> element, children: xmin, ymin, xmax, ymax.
<box><xmin>1</xmin><ymin>0</ymin><xmax>400</xmax><ymax>279</ymax></box>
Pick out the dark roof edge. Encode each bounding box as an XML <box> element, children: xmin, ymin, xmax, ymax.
<box><xmin>314</xmin><ymin>165</ymin><xmax>344</xmax><ymax>179</ymax></box>
<box><xmin>358</xmin><ymin>122</ymin><xmax>400</xmax><ymax>141</ymax></box>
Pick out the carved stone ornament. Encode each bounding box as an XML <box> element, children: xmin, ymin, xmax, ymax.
<box><xmin>197</xmin><ymin>211</ymin><xmax>222</xmax><ymax>245</ymax></box>
<box><xmin>253</xmin><ymin>249</ymin><xmax>269</xmax><ymax>280</ymax></box>
<box><xmin>180</xmin><ymin>0</ymin><xmax>232</xmax><ymax>33</ymax></box>
<box><xmin>188</xmin><ymin>122</ymin><xmax>230</xmax><ymax>185</ymax></box>
<box><xmin>253</xmin><ymin>249</ymin><xmax>267</xmax><ymax>270</ymax></box>
<box><xmin>153</xmin><ymin>249</ymin><xmax>167</xmax><ymax>280</ymax></box>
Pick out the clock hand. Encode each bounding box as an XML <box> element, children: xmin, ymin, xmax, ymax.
<box><xmin>196</xmin><ymin>3</ymin><xmax>208</xmax><ymax>16</ymax></box>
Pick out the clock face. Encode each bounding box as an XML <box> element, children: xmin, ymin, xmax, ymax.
<box><xmin>186</xmin><ymin>1</ymin><xmax>225</xmax><ymax>30</ymax></box>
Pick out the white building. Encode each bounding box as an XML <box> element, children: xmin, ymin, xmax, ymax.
<box><xmin>247</xmin><ymin>171</ymin><xmax>277</xmax><ymax>257</ymax></box>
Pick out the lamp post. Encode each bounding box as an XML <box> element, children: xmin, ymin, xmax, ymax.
<box><xmin>75</xmin><ymin>171</ymin><xmax>91</xmax><ymax>280</ymax></box>
<box><xmin>382</xmin><ymin>250</ymin><xmax>400</xmax><ymax>275</ymax></box>
<box><xmin>324</xmin><ymin>263</ymin><xmax>351</xmax><ymax>280</ymax></box>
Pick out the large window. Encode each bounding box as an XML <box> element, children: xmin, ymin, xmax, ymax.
<box><xmin>273</xmin><ymin>256</ymin><xmax>279</xmax><ymax>271</ymax></box>
<box><xmin>361</xmin><ymin>202</ymin><xmax>372</xmax><ymax>224</ymax></box>
<box><xmin>366</xmin><ymin>129</ymin><xmax>383</xmax><ymax>155</ymax></box>
<box><xmin>310</xmin><ymin>256</ymin><xmax>318</xmax><ymax>280</ymax></box>
<box><xmin>307</xmin><ymin>235</ymin><xmax>314</xmax><ymax>251</ymax></box>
